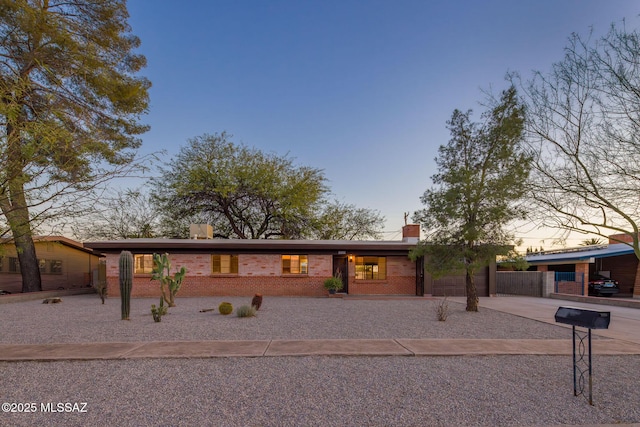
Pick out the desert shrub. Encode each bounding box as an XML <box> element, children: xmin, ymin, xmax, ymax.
<box><xmin>219</xmin><ymin>302</ymin><xmax>233</xmax><ymax>315</ymax></box>
<box><xmin>435</xmin><ymin>297</ymin><xmax>449</xmax><ymax>321</ymax></box>
<box><xmin>236</xmin><ymin>305</ymin><xmax>257</xmax><ymax>318</ymax></box>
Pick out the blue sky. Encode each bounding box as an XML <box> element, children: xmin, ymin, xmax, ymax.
<box><xmin>125</xmin><ymin>0</ymin><xmax>639</xmax><ymax>245</ymax></box>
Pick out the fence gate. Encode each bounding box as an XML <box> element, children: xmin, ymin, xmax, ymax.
<box><xmin>554</xmin><ymin>272</ymin><xmax>585</xmax><ymax>295</ymax></box>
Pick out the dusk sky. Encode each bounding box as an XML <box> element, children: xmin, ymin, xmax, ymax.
<box><xmin>125</xmin><ymin>0</ymin><xmax>639</xmax><ymax>247</ymax></box>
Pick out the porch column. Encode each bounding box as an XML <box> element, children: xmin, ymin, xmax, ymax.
<box><xmin>634</xmin><ymin>261</ymin><xmax>640</xmax><ymax>299</ymax></box>
<box><xmin>575</xmin><ymin>263</ymin><xmax>590</xmax><ymax>296</ymax></box>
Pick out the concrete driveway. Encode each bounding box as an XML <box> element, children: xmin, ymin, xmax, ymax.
<box><xmin>452</xmin><ymin>295</ymin><xmax>640</xmax><ymax>345</ymax></box>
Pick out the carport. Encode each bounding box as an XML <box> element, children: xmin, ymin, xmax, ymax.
<box><xmin>526</xmin><ymin>243</ymin><xmax>637</xmax><ymax>297</ymax></box>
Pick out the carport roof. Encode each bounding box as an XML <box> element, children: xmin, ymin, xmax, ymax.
<box><xmin>526</xmin><ymin>243</ymin><xmax>635</xmax><ymax>264</ymax></box>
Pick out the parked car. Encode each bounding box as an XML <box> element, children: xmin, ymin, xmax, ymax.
<box><xmin>588</xmin><ymin>275</ymin><xmax>620</xmax><ymax>297</ymax></box>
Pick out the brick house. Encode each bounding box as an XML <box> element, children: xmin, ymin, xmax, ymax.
<box><xmin>84</xmin><ymin>224</ymin><xmax>498</xmax><ymax>298</ymax></box>
<box><xmin>0</xmin><ymin>236</ymin><xmax>101</xmax><ymax>294</ymax></box>
<box><xmin>84</xmin><ymin>225</ymin><xmax>422</xmax><ymax>298</ymax></box>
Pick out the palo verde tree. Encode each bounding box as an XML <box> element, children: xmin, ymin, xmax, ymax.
<box><xmin>155</xmin><ymin>132</ymin><xmax>385</xmax><ymax>240</ymax></box>
<box><xmin>0</xmin><ymin>1</ymin><xmax>150</xmax><ymax>292</ymax></box>
<box><xmin>412</xmin><ymin>86</ymin><xmax>530</xmax><ymax>311</ymax></box>
<box><xmin>515</xmin><ymin>22</ymin><xmax>640</xmax><ymax>261</ymax></box>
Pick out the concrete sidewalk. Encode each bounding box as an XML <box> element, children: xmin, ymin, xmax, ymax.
<box><xmin>2</xmin><ymin>337</ymin><xmax>640</xmax><ymax>361</ymax></box>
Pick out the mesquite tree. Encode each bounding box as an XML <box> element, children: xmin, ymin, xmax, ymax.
<box><xmin>0</xmin><ymin>0</ymin><xmax>150</xmax><ymax>292</ymax></box>
<box><xmin>412</xmin><ymin>86</ymin><xmax>530</xmax><ymax>311</ymax></box>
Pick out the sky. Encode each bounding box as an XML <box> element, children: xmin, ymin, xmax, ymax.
<box><xmin>123</xmin><ymin>0</ymin><xmax>640</xmax><ymax>247</ymax></box>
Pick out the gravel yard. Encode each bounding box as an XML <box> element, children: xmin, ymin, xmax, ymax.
<box><xmin>1</xmin><ymin>295</ymin><xmax>639</xmax><ymax>426</ymax></box>
<box><xmin>0</xmin><ymin>294</ymin><xmax>572</xmax><ymax>343</ymax></box>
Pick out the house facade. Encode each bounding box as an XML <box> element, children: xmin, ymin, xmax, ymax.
<box><xmin>84</xmin><ymin>225</ymin><xmax>421</xmax><ymax>298</ymax></box>
<box><xmin>84</xmin><ymin>225</ymin><xmax>498</xmax><ymax>298</ymax></box>
<box><xmin>0</xmin><ymin>236</ymin><xmax>101</xmax><ymax>293</ymax></box>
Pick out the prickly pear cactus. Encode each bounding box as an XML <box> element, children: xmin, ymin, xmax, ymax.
<box><xmin>119</xmin><ymin>251</ymin><xmax>134</xmax><ymax>320</ymax></box>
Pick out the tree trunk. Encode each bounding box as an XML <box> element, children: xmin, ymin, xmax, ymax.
<box><xmin>465</xmin><ymin>267</ymin><xmax>479</xmax><ymax>312</ymax></box>
<box><xmin>0</xmin><ymin>141</ymin><xmax>43</xmax><ymax>293</ymax></box>
<box><xmin>1</xmin><ymin>200</ymin><xmax>43</xmax><ymax>293</ymax></box>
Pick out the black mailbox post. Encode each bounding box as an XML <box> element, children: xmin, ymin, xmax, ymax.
<box><xmin>554</xmin><ymin>306</ymin><xmax>611</xmax><ymax>405</ymax></box>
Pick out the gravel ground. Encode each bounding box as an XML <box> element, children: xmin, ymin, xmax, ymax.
<box><xmin>0</xmin><ymin>294</ymin><xmax>573</xmax><ymax>343</ymax></box>
<box><xmin>1</xmin><ymin>295</ymin><xmax>639</xmax><ymax>426</ymax></box>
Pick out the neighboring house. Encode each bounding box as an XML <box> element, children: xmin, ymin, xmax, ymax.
<box><xmin>84</xmin><ymin>225</ymin><xmax>498</xmax><ymax>298</ymax></box>
<box><xmin>525</xmin><ymin>233</ymin><xmax>640</xmax><ymax>298</ymax></box>
<box><xmin>0</xmin><ymin>236</ymin><xmax>102</xmax><ymax>293</ymax></box>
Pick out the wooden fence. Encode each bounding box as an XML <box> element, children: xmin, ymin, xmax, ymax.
<box><xmin>496</xmin><ymin>271</ymin><xmax>555</xmax><ymax>297</ymax></box>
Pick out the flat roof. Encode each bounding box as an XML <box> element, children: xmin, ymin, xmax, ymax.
<box><xmin>526</xmin><ymin>243</ymin><xmax>635</xmax><ymax>264</ymax></box>
<box><xmin>83</xmin><ymin>238</ymin><xmax>417</xmax><ymax>254</ymax></box>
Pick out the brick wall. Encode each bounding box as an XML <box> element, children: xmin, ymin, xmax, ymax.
<box><xmin>105</xmin><ymin>252</ymin><xmax>416</xmax><ymax>297</ymax></box>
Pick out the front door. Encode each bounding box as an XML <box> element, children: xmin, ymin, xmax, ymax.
<box><xmin>332</xmin><ymin>256</ymin><xmax>349</xmax><ymax>294</ymax></box>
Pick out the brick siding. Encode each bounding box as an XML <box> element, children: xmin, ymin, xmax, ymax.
<box><xmin>105</xmin><ymin>252</ymin><xmax>417</xmax><ymax>297</ymax></box>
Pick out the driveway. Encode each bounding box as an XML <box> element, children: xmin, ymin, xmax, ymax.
<box><xmin>451</xmin><ymin>295</ymin><xmax>640</xmax><ymax>345</ymax></box>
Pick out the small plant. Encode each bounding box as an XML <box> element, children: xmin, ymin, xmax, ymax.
<box><xmin>323</xmin><ymin>276</ymin><xmax>343</xmax><ymax>294</ymax></box>
<box><xmin>151</xmin><ymin>297</ymin><xmax>167</xmax><ymax>322</ymax></box>
<box><xmin>236</xmin><ymin>304</ymin><xmax>257</xmax><ymax>318</ymax></box>
<box><xmin>95</xmin><ymin>280</ymin><xmax>107</xmax><ymax>304</ymax></box>
<box><xmin>435</xmin><ymin>297</ymin><xmax>449</xmax><ymax>322</ymax></box>
<box><xmin>219</xmin><ymin>302</ymin><xmax>233</xmax><ymax>315</ymax></box>
<box><xmin>151</xmin><ymin>253</ymin><xmax>186</xmax><ymax>307</ymax></box>
<box><xmin>251</xmin><ymin>293</ymin><xmax>263</xmax><ymax>310</ymax></box>
<box><xmin>119</xmin><ymin>250</ymin><xmax>134</xmax><ymax>320</ymax></box>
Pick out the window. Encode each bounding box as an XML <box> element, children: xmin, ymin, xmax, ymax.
<box><xmin>282</xmin><ymin>255</ymin><xmax>308</xmax><ymax>274</ymax></box>
<box><xmin>355</xmin><ymin>256</ymin><xmax>386</xmax><ymax>280</ymax></box>
<box><xmin>50</xmin><ymin>260</ymin><xmax>63</xmax><ymax>274</ymax></box>
<box><xmin>38</xmin><ymin>259</ymin><xmax>63</xmax><ymax>274</ymax></box>
<box><xmin>212</xmin><ymin>255</ymin><xmax>238</xmax><ymax>274</ymax></box>
<box><xmin>9</xmin><ymin>257</ymin><xmax>19</xmax><ymax>273</ymax></box>
<box><xmin>134</xmin><ymin>254</ymin><xmax>154</xmax><ymax>274</ymax></box>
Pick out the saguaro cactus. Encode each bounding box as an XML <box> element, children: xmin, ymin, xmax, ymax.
<box><xmin>119</xmin><ymin>250</ymin><xmax>134</xmax><ymax>320</ymax></box>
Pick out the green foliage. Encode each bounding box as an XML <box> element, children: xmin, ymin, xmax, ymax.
<box><xmin>0</xmin><ymin>0</ymin><xmax>151</xmax><ymax>292</ymax></box>
<box><xmin>311</xmin><ymin>200</ymin><xmax>385</xmax><ymax>240</ymax></box>
<box><xmin>323</xmin><ymin>276</ymin><xmax>344</xmax><ymax>291</ymax></box>
<box><xmin>153</xmin><ymin>133</ymin><xmax>385</xmax><ymax>240</ymax></box>
<box><xmin>151</xmin><ymin>297</ymin><xmax>167</xmax><ymax>322</ymax></box>
<box><xmin>580</xmin><ymin>238</ymin><xmax>605</xmax><ymax>247</ymax></box>
<box><xmin>218</xmin><ymin>302</ymin><xmax>233</xmax><ymax>315</ymax></box>
<box><xmin>119</xmin><ymin>250</ymin><xmax>133</xmax><ymax>320</ymax></box>
<box><xmin>412</xmin><ymin>86</ymin><xmax>530</xmax><ymax>311</ymax></box>
<box><xmin>498</xmin><ymin>250</ymin><xmax>530</xmax><ymax>271</ymax></box>
<box><xmin>236</xmin><ymin>305</ymin><xmax>257</xmax><ymax>318</ymax></box>
<box><xmin>151</xmin><ymin>253</ymin><xmax>186</xmax><ymax>307</ymax></box>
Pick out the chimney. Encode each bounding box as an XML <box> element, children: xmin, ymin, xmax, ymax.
<box><xmin>402</xmin><ymin>224</ymin><xmax>420</xmax><ymax>243</ymax></box>
<box><xmin>189</xmin><ymin>224</ymin><xmax>213</xmax><ymax>239</ymax></box>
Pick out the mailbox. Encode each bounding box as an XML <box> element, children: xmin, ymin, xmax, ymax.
<box><xmin>554</xmin><ymin>306</ymin><xmax>610</xmax><ymax>329</ymax></box>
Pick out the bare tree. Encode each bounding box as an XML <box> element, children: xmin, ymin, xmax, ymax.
<box><xmin>72</xmin><ymin>188</ymin><xmax>160</xmax><ymax>240</ymax></box>
<box><xmin>516</xmin><ymin>22</ymin><xmax>640</xmax><ymax>259</ymax></box>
